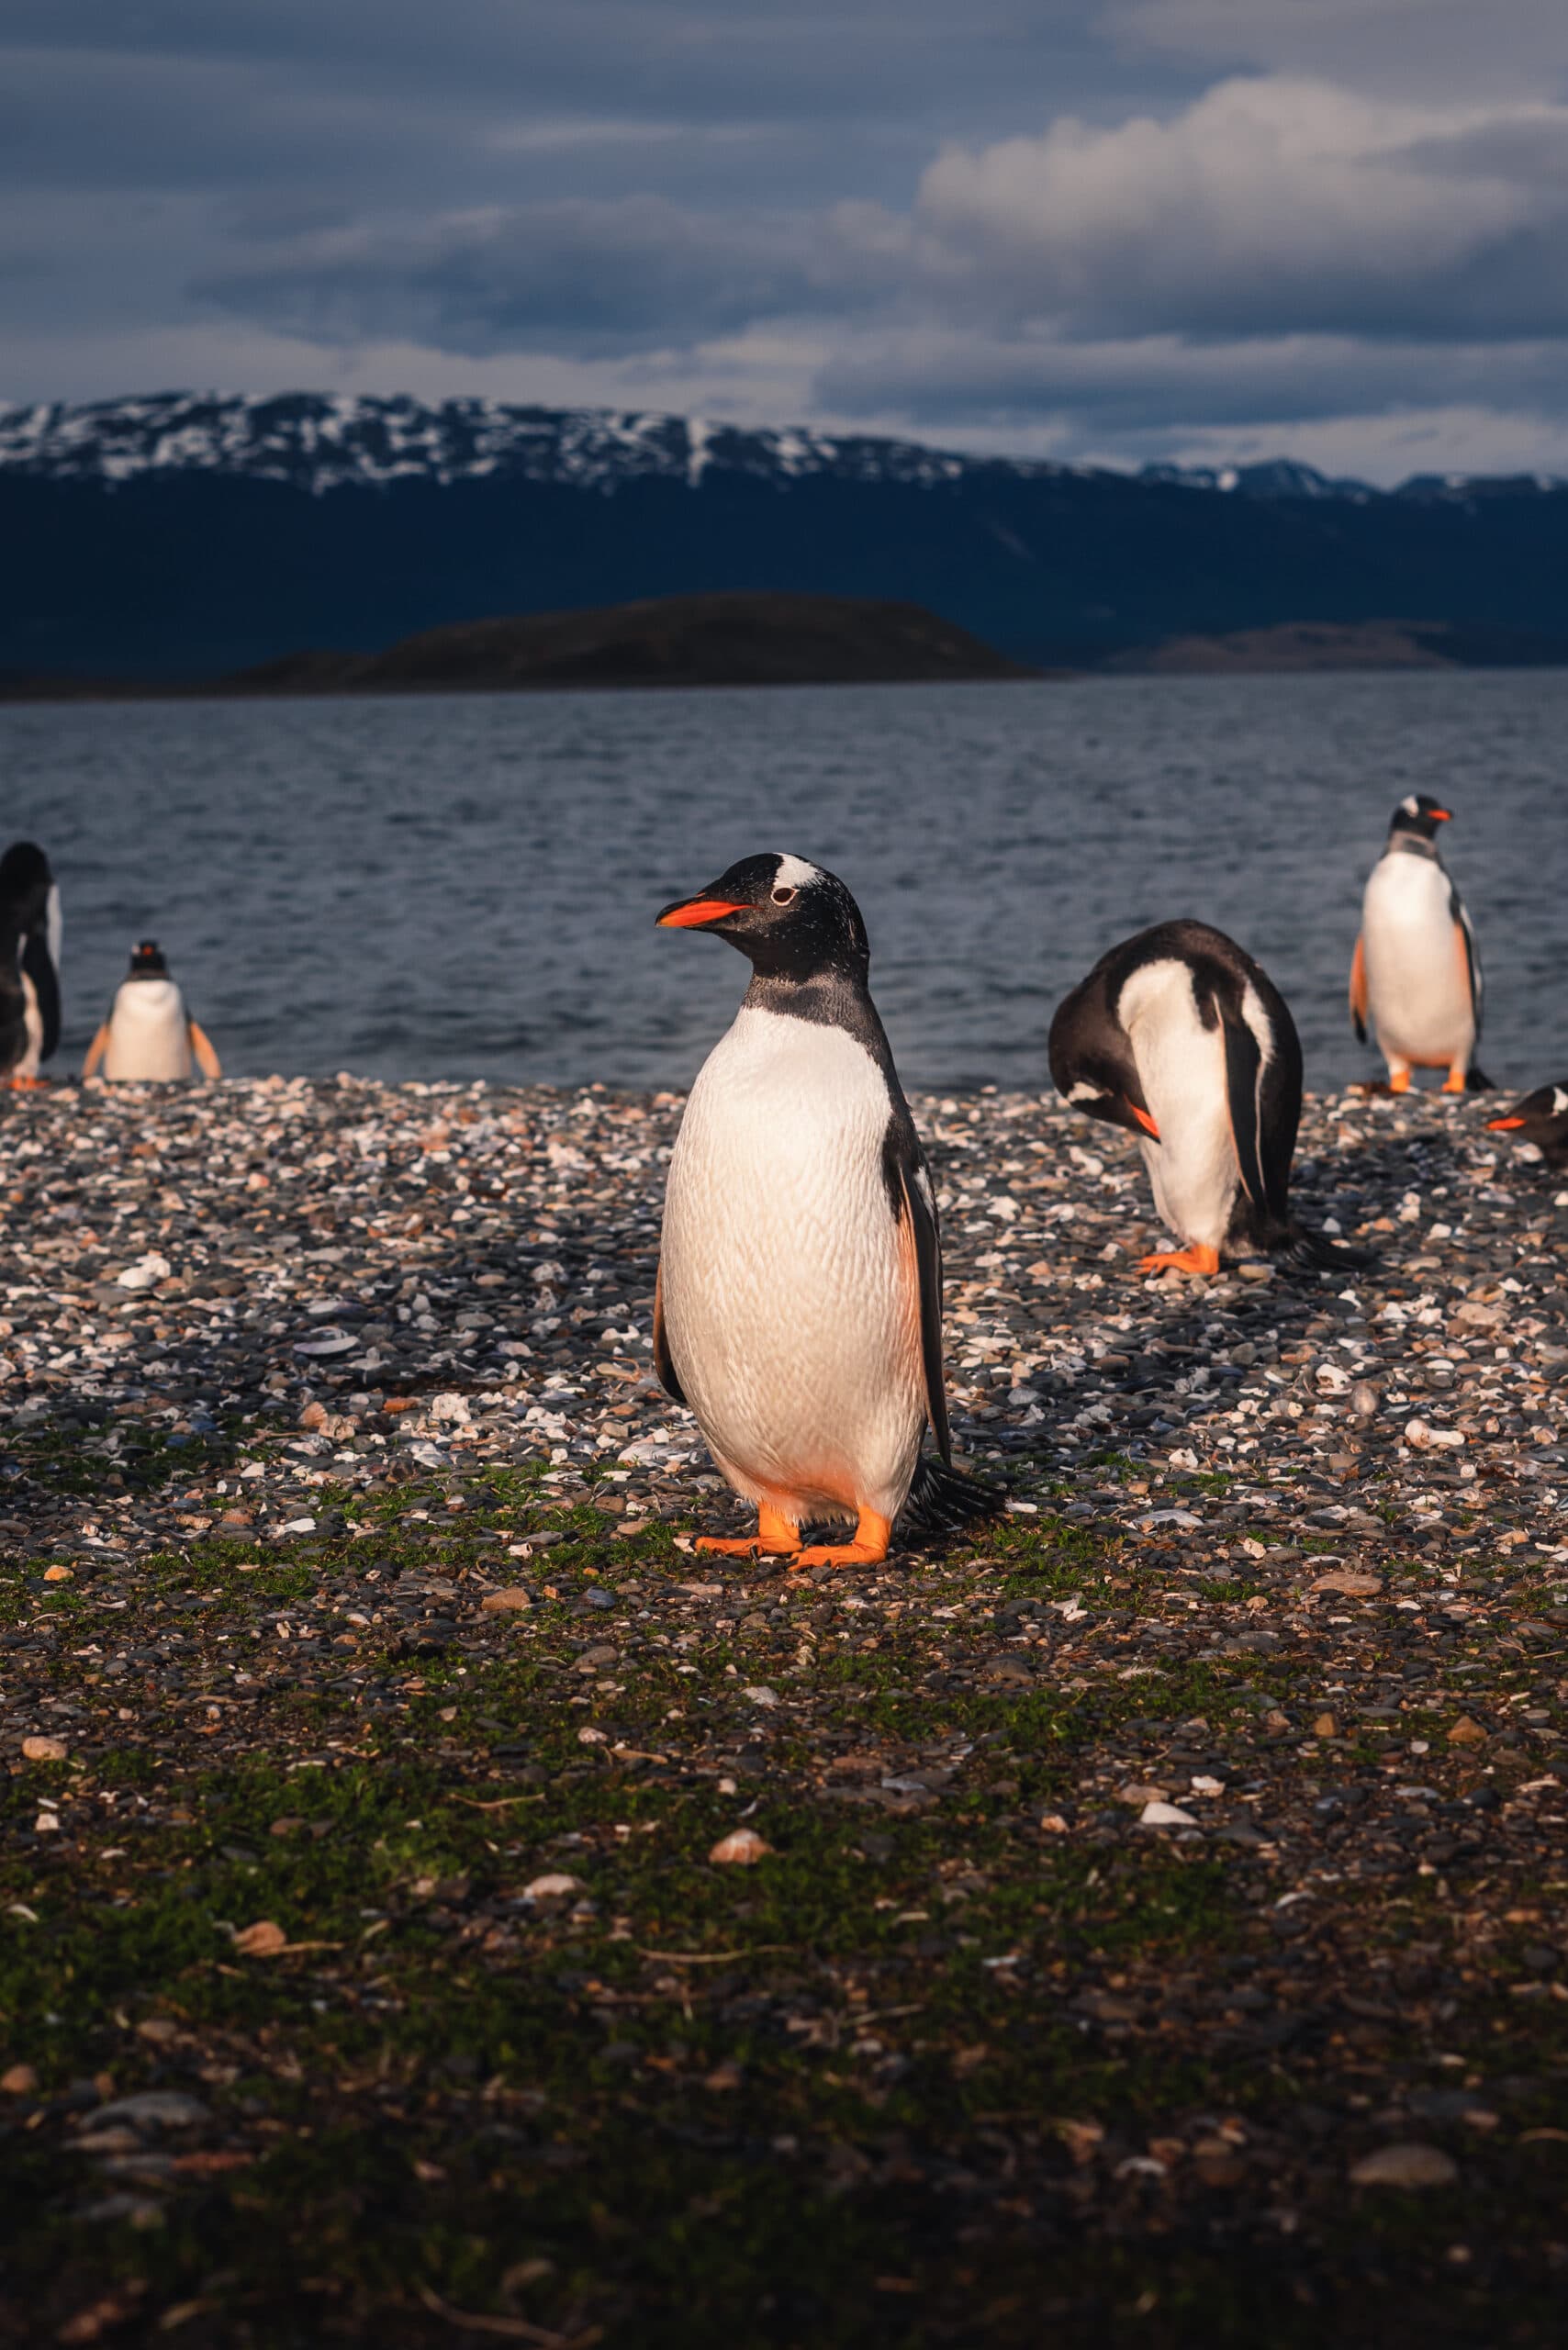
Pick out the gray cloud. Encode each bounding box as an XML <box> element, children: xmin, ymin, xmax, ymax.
<box><xmin>3</xmin><ymin>1</ymin><xmax>1568</xmax><ymax>477</ymax></box>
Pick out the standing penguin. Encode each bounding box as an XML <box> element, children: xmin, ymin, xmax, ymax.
<box><xmin>1486</xmin><ymin>1084</ymin><xmax>1568</xmax><ymax>1168</ymax></box>
<box><xmin>1350</xmin><ymin>793</ymin><xmax>1489</xmax><ymax>1091</ymax></box>
<box><xmin>0</xmin><ymin>841</ymin><xmax>62</xmax><ymax>1089</ymax></box>
<box><xmin>83</xmin><ymin>942</ymin><xmax>221</xmax><ymax>1082</ymax></box>
<box><xmin>655</xmin><ymin>853</ymin><xmax>981</xmax><ymax>1566</ymax></box>
<box><xmin>1049</xmin><ymin>919</ymin><xmax>1349</xmax><ymax>1275</ymax></box>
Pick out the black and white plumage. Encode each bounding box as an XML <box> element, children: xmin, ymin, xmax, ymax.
<box><xmin>83</xmin><ymin>941</ymin><xmax>222</xmax><ymax>1083</ymax></box>
<box><xmin>1487</xmin><ymin>1082</ymin><xmax>1568</xmax><ymax>1169</ymax></box>
<box><xmin>1350</xmin><ymin>793</ymin><xmax>1489</xmax><ymax>1093</ymax></box>
<box><xmin>0</xmin><ymin>841</ymin><xmax>62</xmax><ymax>1089</ymax></box>
<box><xmin>654</xmin><ymin>852</ymin><xmax>986</xmax><ymax>1567</ymax></box>
<box><xmin>1049</xmin><ymin>919</ymin><xmax>1350</xmax><ymax>1275</ymax></box>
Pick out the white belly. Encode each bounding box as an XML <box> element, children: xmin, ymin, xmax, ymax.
<box><xmin>660</xmin><ymin>1005</ymin><xmax>924</xmax><ymax>1525</ymax></box>
<box><xmin>102</xmin><ymin>981</ymin><xmax>194</xmax><ymax>1081</ymax></box>
<box><xmin>1121</xmin><ymin>960</ymin><xmax>1238</xmax><ymax>1252</ymax></box>
<box><xmin>1362</xmin><ymin>854</ymin><xmax>1473</xmax><ymax>1065</ymax></box>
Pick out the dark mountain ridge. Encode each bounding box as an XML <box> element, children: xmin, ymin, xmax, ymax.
<box><xmin>3</xmin><ymin>391</ymin><xmax>1565</xmax><ymax>679</ymax></box>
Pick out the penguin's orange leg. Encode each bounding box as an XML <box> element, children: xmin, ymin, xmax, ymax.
<box><xmin>790</xmin><ymin>1508</ymin><xmax>892</xmax><ymax>1572</ymax></box>
<box><xmin>696</xmin><ymin>1502</ymin><xmax>801</xmax><ymax>1560</ymax></box>
<box><xmin>1137</xmin><ymin>1244</ymin><xmax>1220</xmax><ymax>1277</ymax></box>
<box><xmin>1387</xmin><ymin>1060</ymin><xmax>1412</xmax><ymax>1094</ymax></box>
<box><xmin>6</xmin><ymin>1073</ymin><xmax>48</xmax><ymax>1091</ymax></box>
<box><xmin>1441</xmin><ymin>1065</ymin><xmax>1468</xmax><ymax>1094</ymax></box>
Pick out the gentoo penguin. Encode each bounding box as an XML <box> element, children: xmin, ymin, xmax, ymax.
<box><xmin>83</xmin><ymin>941</ymin><xmax>221</xmax><ymax>1082</ymax></box>
<box><xmin>1486</xmin><ymin>1083</ymin><xmax>1568</xmax><ymax>1168</ymax></box>
<box><xmin>1350</xmin><ymin>793</ymin><xmax>1490</xmax><ymax>1092</ymax></box>
<box><xmin>0</xmin><ymin>841</ymin><xmax>62</xmax><ymax>1089</ymax></box>
<box><xmin>1049</xmin><ymin>919</ymin><xmax>1350</xmax><ymax>1275</ymax></box>
<box><xmin>654</xmin><ymin>853</ymin><xmax>982</xmax><ymax>1566</ymax></box>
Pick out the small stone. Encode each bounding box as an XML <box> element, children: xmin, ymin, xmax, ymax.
<box><xmin>710</xmin><ymin>1828</ymin><xmax>772</xmax><ymax>1865</ymax></box>
<box><xmin>1405</xmin><ymin>1418</ymin><xmax>1433</xmax><ymax>1449</ymax></box>
<box><xmin>1138</xmin><ymin>1800</ymin><xmax>1199</xmax><ymax>1828</ymax></box>
<box><xmin>1313</xmin><ymin>1713</ymin><xmax>1339</xmax><ymax>1740</ymax></box>
<box><xmin>522</xmin><ymin>1873</ymin><xmax>585</xmax><ymax>1900</ymax></box>
<box><xmin>480</xmin><ymin>1587</ymin><xmax>532</xmax><ymax>1614</ymax></box>
<box><xmin>232</xmin><ymin>1919</ymin><xmax>288</xmax><ymax>1956</ymax></box>
<box><xmin>297</xmin><ymin>1400</ymin><xmax>329</xmax><ymax>1429</ymax></box>
<box><xmin>1</xmin><ymin>2063</ymin><xmax>39</xmax><ymax>2095</ymax></box>
<box><xmin>1350</xmin><ymin>1382</ymin><xmax>1380</xmax><ymax>1418</ymax></box>
<box><xmin>742</xmin><ymin>1684</ymin><xmax>778</xmax><ymax>1707</ymax></box>
<box><xmin>1350</xmin><ymin>2143</ymin><xmax>1459</xmax><ymax>2189</ymax></box>
<box><xmin>42</xmin><ymin>1564</ymin><xmax>73</xmax><ymax>1583</ymax></box>
<box><xmin>577</xmin><ymin>1726</ymin><xmax>607</xmax><ymax>1745</ymax></box>
<box><xmin>1447</xmin><ymin>1716</ymin><xmax>1488</xmax><ymax>1747</ymax></box>
<box><xmin>21</xmin><ymin>1735</ymin><xmax>68</xmax><ymax>1762</ymax></box>
<box><xmin>1312</xmin><ymin>1569</ymin><xmax>1383</xmax><ymax>1597</ymax></box>
<box><xmin>93</xmin><ymin>2091</ymin><xmax>208</xmax><ymax>2130</ymax></box>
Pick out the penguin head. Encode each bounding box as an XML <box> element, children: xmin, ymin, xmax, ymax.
<box><xmin>656</xmin><ymin>853</ymin><xmax>869</xmax><ymax>981</ymax></box>
<box><xmin>1388</xmin><ymin>792</ymin><xmax>1452</xmax><ymax>842</ymax></box>
<box><xmin>1487</xmin><ymin>1081</ymin><xmax>1568</xmax><ymax>1137</ymax></box>
<box><xmin>128</xmin><ymin>940</ymin><xmax>169</xmax><ymax>979</ymax></box>
<box><xmin>0</xmin><ymin>840</ymin><xmax>52</xmax><ymax>919</ymax></box>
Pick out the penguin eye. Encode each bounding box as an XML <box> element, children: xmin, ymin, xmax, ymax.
<box><xmin>770</xmin><ymin>886</ymin><xmax>798</xmax><ymax>906</ymax></box>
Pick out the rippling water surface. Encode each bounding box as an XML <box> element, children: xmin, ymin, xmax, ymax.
<box><xmin>4</xmin><ymin>670</ymin><xmax>1564</xmax><ymax>1092</ymax></box>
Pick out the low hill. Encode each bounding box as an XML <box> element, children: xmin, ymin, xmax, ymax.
<box><xmin>226</xmin><ymin>593</ymin><xmax>1035</xmax><ymax>693</ymax></box>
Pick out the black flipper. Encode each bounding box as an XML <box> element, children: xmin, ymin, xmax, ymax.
<box><xmin>652</xmin><ymin>1260</ymin><xmax>686</xmax><ymax>1406</ymax></box>
<box><xmin>1465</xmin><ymin>1066</ymin><xmax>1494</xmax><ymax>1092</ymax></box>
<box><xmin>893</xmin><ymin>1143</ymin><xmax>951</xmax><ymax>1465</ymax></box>
<box><xmin>1450</xmin><ymin>883</ymin><xmax>1484</xmax><ymax>1039</ymax></box>
<box><xmin>1219</xmin><ymin>1003</ymin><xmax>1285</xmax><ymax>1220</ymax></box>
<box><xmin>21</xmin><ymin>929</ymin><xmax>60</xmax><ymax>1062</ymax></box>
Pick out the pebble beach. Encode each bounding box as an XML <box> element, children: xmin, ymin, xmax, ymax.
<box><xmin>4</xmin><ymin>1074</ymin><xmax>1567</xmax><ymax>2346</ymax></box>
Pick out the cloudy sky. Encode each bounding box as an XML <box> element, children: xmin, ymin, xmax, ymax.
<box><xmin>5</xmin><ymin>0</ymin><xmax>1568</xmax><ymax>478</ymax></box>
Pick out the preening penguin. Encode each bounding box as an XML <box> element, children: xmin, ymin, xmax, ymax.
<box><xmin>655</xmin><ymin>853</ymin><xmax>983</xmax><ymax>1567</ymax></box>
<box><xmin>1486</xmin><ymin>1083</ymin><xmax>1568</xmax><ymax>1169</ymax></box>
<box><xmin>1049</xmin><ymin>919</ymin><xmax>1350</xmax><ymax>1276</ymax></box>
<box><xmin>1350</xmin><ymin>794</ymin><xmax>1489</xmax><ymax>1093</ymax></box>
<box><xmin>83</xmin><ymin>942</ymin><xmax>221</xmax><ymax>1082</ymax></box>
<box><xmin>0</xmin><ymin>842</ymin><xmax>62</xmax><ymax>1090</ymax></box>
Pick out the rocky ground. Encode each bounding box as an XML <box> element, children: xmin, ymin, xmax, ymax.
<box><xmin>2</xmin><ymin>1075</ymin><xmax>1566</xmax><ymax>2349</ymax></box>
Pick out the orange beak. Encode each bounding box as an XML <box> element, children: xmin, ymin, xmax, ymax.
<box><xmin>1431</xmin><ymin>808</ymin><xmax>1452</xmax><ymax>822</ymax></box>
<box><xmin>1130</xmin><ymin>1102</ymin><xmax>1160</xmax><ymax>1138</ymax></box>
<box><xmin>1486</xmin><ymin>1115</ymin><xmax>1525</xmax><ymax>1130</ymax></box>
<box><xmin>656</xmin><ymin>897</ymin><xmax>747</xmax><ymax>929</ymax></box>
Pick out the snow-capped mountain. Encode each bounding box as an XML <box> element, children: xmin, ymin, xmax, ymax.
<box><xmin>0</xmin><ymin>390</ymin><xmax>1070</xmax><ymax>496</ymax></box>
<box><xmin>1</xmin><ymin>391</ymin><xmax>1564</xmax><ymax>678</ymax></box>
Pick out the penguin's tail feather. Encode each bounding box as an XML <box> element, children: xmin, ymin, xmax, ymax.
<box><xmin>1466</xmin><ymin>1066</ymin><xmax>1495</xmax><ymax>1093</ymax></box>
<box><xmin>1278</xmin><ymin>1220</ymin><xmax>1373</xmax><ymax>1273</ymax></box>
<box><xmin>902</xmin><ymin>1455</ymin><xmax>1004</xmax><ymax>1539</ymax></box>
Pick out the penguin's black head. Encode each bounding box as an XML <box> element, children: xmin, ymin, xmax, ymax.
<box><xmin>1388</xmin><ymin>792</ymin><xmax>1452</xmax><ymax>842</ymax></box>
<box><xmin>0</xmin><ymin>840</ymin><xmax>51</xmax><ymax>913</ymax></box>
<box><xmin>656</xmin><ymin>854</ymin><xmax>869</xmax><ymax>982</ymax></box>
<box><xmin>129</xmin><ymin>940</ymin><xmax>168</xmax><ymax>978</ymax></box>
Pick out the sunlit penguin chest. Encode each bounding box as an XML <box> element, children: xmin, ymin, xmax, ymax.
<box><xmin>103</xmin><ymin>981</ymin><xmax>193</xmax><ymax>1080</ymax></box>
<box><xmin>1362</xmin><ymin>852</ymin><xmax>1472</xmax><ymax>1059</ymax></box>
<box><xmin>660</xmin><ymin>1005</ymin><xmax>924</xmax><ymax>1522</ymax></box>
<box><xmin>1119</xmin><ymin>961</ymin><xmax>1238</xmax><ymax>1252</ymax></box>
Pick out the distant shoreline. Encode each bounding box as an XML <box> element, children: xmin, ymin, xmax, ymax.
<box><xmin>4</xmin><ymin>606</ymin><xmax>1568</xmax><ymax>705</ymax></box>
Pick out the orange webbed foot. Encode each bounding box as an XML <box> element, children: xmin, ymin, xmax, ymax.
<box><xmin>6</xmin><ymin>1073</ymin><xmax>48</xmax><ymax>1091</ymax></box>
<box><xmin>1137</xmin><ymin>1245</ymin><xmax>1221</xmax><ymax>1277</ymax></box>
<box><xmin>1440</xmin><ymin>1069</ymin><xmax>1468</xmax><ymax>1094</ymax></box>
<box><xmin>1388</xmin><ymin>1068</ymin><xmax>1412</xmax><ymax>1095</ymax></box>
<box><xmin>695</xmin><ymin>1502</ymin><xmax>801</xmax><ymax>1560</ymax></box>
<box><xmin>788</xmin><ymin>1509</ymin><xmax>891</xmax><ymax>1572</ymax></box>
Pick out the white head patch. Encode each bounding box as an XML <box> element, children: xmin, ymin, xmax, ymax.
<box><xmin>1399</xmin><ymin>793</ymin><xmax>1419</xmax><ymax>817</ymax></box>
<box><xmin>1553</xmin><ymin>1087</ymin><xmax>1568</xmax><ymax>1115</ymax></box>
<box><xmin>771</xmin><ymin>853</ymin><xmax>821</xmax><ymax>892</ymax></box>
<box><xmin>1067</xmin><ymin>1079</ymin><xmax>1103</xmax><ymax>1103</ymax></box>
